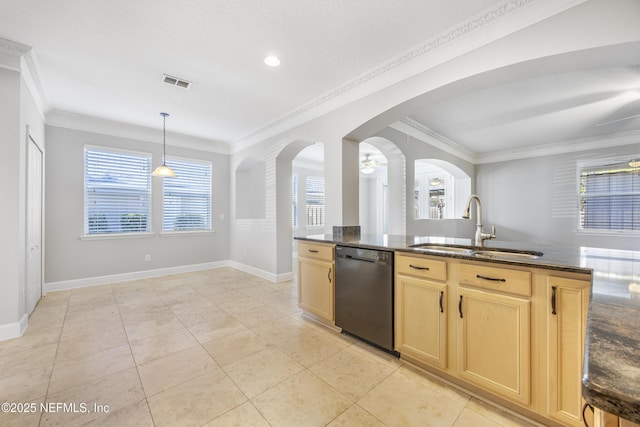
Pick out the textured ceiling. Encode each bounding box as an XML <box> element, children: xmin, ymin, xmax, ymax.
<box><xmin>0</xmin><ymin>0</ymin><xmax>498</xmax><ymax>145</ymax></box>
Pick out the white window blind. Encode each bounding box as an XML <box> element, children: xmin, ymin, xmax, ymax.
<box><xmin>292</xmin><ymin>174</ymin><xmax>298</xmax><ymax>228</ymax></box>
<box><xmin>162</xmin><ymin>158</ymin><xmax>212</xmax><ymax>232</ymax></box>
<box><xmin>579</xmin><ymin>158</ymin><xmax>640</xmax><ymax>231</ymax></box>
<box><xmin>305</xmin><ymin>176</ymin><xmax>324</xmax><ymax>227</ymax></box>
<box><xmin>84</xmin><ymin>147</ymin><xmax>151</xmax><ymax>234</ymax></box>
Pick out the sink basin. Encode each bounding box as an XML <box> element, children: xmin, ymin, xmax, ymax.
<box><xmin>409</xmin><ymin>244</ymin><xmax>474</xmax><ymax>254</ymax></box>
<box><xmin>470</xmin><ymin>249</ymin><xmax>542</xmax><ymax>260</ymax></box>
<box><xmin>409</xmin><ymin>244</ymin><xmax>543</xmax><ymax>261</ymax></box>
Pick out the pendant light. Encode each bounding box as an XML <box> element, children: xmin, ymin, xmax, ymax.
<box><xmin>152</xmin><ymin>112</ymin><xmax>176</xmax><ymax>177</ymax></box>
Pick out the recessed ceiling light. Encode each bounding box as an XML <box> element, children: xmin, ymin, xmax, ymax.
<box><xmin>264</xmin><ymin>56</ymin><xmax>281</xmax><ymax>67</ymax></box>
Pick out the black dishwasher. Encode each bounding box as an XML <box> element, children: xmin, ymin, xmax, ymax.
<box><xmin>334</xmin><ymin>245</ymin><xmax>396</xmax><ymax>354</ymax></box>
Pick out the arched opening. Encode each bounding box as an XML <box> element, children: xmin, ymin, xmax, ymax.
<box><xmin>358</xmin><ymin>137</ymin><xmax>406</xmax><ymax>235</ymax></box>
<box><xmin>414</xmin><ymin>159</ymin><xmax>471</xmax><ymax>220</ymax></box>
<box><xmin>274</xmin><ymin>139</ymin><xmax>320</xmax><ymax>276</ymax></box>
<box><xmin>292</xmin><ymin>143</ymin><xmax>325</xmax><ymax>238</ymax></box>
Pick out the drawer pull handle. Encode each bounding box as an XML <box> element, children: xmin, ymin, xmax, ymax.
<box><xmin>409</xmin><ymin>264</ymin><xmax>430</xmax><ymax>271</ymax></box>
<box><xmin>308</xmin><ymin>249</ymin><xmax>319</xmax><ymax>253</ymax></box>
<box><xmin>439</xmin><ymin>291</ymin><xmax>444</xmax><ymax>313</ymax></box>
<box><xmin>458</xmin><ymin>295</ymin><xmax>463</xmax><ymax>318</ymax></box>
<box><xmin>551</xmin><ymin>285</ymin><xmax>557</xmax><ymax>315</ymax></box>
<box><xmin>476</xmin><ymin>274</ymin><xmax>505</xmax><ymax>282</ymax></box>
<box><xmin>328</xmin><ymin>268</ymin><xmax>332</xmax><ymax>283</ymax></box>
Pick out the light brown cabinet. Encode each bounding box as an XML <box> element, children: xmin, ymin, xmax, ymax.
<box><xmin>457</xmin><ymin>262</ymin><xmax>531</xmax><ymax>406</ymax></box>
<box><xmin>457</xmin><ymin>286</ymin><xmax>531</xmax><ymax>406</ymax></box>
<box><xmin>297</xmin><ymin>241</ymin><xmax>335</xmax><ymax>323</ymax></box>
<box><xmin>593</xmin><ymin>408</ymin><xmax>640</xmax><ymax>427</ymax></box>
<box><xmin>395</xmin><ymin>251</ymin><xmax>592</xmax><ymax>426</ymax></box>
<box><xmin>395</xmin><ymin>253</ymin><xmax>448</xmax><ymax>368</ymax></box>
<box><xmin>545</xmin><ymin>276</ymin><xmax>591</xmax><ymax>427</ymax></box>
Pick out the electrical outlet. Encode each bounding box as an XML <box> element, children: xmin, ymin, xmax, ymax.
<box><xmin>145</xmin><ymin>254</ymin><xmax>151</xmax><ymax>262</ymax></box>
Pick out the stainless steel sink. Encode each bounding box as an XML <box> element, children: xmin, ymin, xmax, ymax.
<box><xmin>409</xmin><ymin>243</ymin><xmax>543</xmax><ymax>261</ymax></box>
<box><xmin>470</xmin><ymin>249</ymin><xmax>542</xmax><ymax>260</ymax></box>
<box><xmin>409</xmin><ymin>244</ymin><xmax>474</xmax><ymax>254</ymax></box>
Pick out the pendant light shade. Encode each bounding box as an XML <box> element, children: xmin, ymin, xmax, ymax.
<box><xmin>152</xmin><ymin>112</ymin><xmax>176</xmax><ymax>177</ymax></box>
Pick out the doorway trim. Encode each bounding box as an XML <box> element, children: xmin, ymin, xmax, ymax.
<box><xmin>25</xmin><ymin>125</ymin><xmax>45</xmax><ymax>315</ymax></box>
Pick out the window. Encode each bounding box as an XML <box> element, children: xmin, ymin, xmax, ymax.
<box><xmin>162</xmin><ymin>158</ymin><xmax>212</xmax><ymax>232</ymax></box>
<box><xmin>292</xmin><ymin>174</ymin><xmax>298</xmax><ymax>228</ymax></box>
<box><xmin>579</xmin><ymin>157</ymin><xmax>640</xmax><ymax>231</ymax></box>
<box><xmin>305</xmin><ymin>176</ymin><xmax>324</xmax><ymax>227</ymax></box>
<box><xmin>84</xmin><ymin>146</ymin><xmax>151</xmax><ymax>235</ymax></box>
<box><xmin>413</xmin><ymin>159</ymin><xmax>471</xmax><ymax>220</ymax></box>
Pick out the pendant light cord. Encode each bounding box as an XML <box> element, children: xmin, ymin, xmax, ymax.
<box><xmin>161</xmin><ymin>112</ymin><xmax>169</xmax><ymax>165</ymax></box>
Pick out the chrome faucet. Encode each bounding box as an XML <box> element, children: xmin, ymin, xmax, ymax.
<box><xmin>462</xmin><ymin>194</ymin><xmax>496</xmax><ymax>247</ymax></box>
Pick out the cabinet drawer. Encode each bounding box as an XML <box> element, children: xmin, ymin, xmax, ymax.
<box><xmin>459</xmin><ymin>263</ymin><xmax>531</xmax><ymax>297</ymax></box>
<box><xmin>396</xmin><ymin>254</ymin><xmax>447</xmax><ymax>281</ymax></box>
<box><xmin>298</xmin><ymin>241</ymin><xmax>334</xmax><ymax>261</ymax></box>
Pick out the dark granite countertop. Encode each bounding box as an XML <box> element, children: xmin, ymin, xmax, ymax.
<box><xmin>296</xmin><ymin>234</ymin><xmax>640</xmax><ymax>422</ymax></box>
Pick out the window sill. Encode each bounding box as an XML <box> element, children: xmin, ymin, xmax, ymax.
<box><xmin>575</xmin><ymin>229</ymin><xmax>640</xmax><ymax>237</ymax></box>
<box><xmin>80</xmin><ymin>232</ymin><xmax>154</xmax><ymax>241</ymax></box>
<box><xmin>159</xmin><ymin>230</ymin><xmax>215</xmax><ymax>237</ymax></box>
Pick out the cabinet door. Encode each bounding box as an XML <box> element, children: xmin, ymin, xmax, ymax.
<box><xmin>395</xmin><ymin>275</ymin><xmax>447</xmax><ymax>368</ymax></box>
<box><xmin>298</xmin><ymin>257</ymin><xmax>334</xmax><ymax>322</ymax></box>
<box><xmin>546</xmin><ymin>276</ymin><xmax>590</xmax><ymax>427</ymax></box>
<box><xmin>457</xmin><ymin>287</ymin><xmax>530</xmax><ymax>406</ymax></box>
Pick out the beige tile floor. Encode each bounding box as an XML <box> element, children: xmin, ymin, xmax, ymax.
<box><xmin>0</xmin><ymin>267</ymin><xmax>538</xmax><ymax>427</ymax></box>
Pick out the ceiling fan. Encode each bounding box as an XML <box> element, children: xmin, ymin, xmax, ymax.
<box><xmin>360</xmin><ymin>153</ymin><xmax>387</xmax><ymax>174</ymax></box>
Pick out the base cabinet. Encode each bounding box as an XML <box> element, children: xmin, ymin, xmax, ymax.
<box><xmin>394</xmin><ymin>252</ymin><xmax>592</xmax><ymax>427</ymax></box>
<box><xmin>297</xmin><ymin>241</ymin><xmax>335</xmax><ymax>323</ymax></box>
<box><xmin>395</xmin><ymin>274</ymin><xmax>447</xmax><ymax>368</ymax></box>
<box><xmin>594</xmin><ymin>407</ymin><xmax>640</xmax><ymax>427</ymax></box>
<box><xmin>457</xmin><ymin>286</ymin><xmax>531</xmax><ymax>406</ymax></box>
<box><xmin>546</xmin><ymin>276</ymin><xmax>591</xmax><ymax>427</ymax></box>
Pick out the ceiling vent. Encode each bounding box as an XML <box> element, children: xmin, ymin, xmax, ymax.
<box><xmin>162</xmin><ymin>74</ymin><xmax>192</xmax><ymax>89</ymax></box>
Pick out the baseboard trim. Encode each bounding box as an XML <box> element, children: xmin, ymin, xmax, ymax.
<box><xmin>0</xmin><ymin>313</ymin><xmax>28</xmax><ymax>341</ymax></box>
<box><xmin>44</xmin><ymin>261</ymin><xmax>231</xmax><ymax>293</ymax></box>
<box><xmin>227</xmin><ymin>261</ymin><xmax>293</xmax><ymax>283</ymax></box>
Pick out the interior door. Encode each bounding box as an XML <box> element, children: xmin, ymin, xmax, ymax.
<box><xmin>27</xmin><ymin>134</ymin><xmax>44</xmax><ymax>314</ymax></box>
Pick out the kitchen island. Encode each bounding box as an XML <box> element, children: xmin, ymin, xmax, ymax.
<box><xmin>296</xmin><ymin>234</ymin><xmax>640</xmax><ymax>425</ymax></box>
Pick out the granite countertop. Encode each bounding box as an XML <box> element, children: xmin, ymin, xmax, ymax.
<box><xmin>295</xmin><ymin>234</ymin><xmax>640</xmax><ymax>422</ymax></box>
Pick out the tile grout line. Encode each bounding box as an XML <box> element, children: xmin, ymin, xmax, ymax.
<box><xmin>115</xmin><ymin>284</ymin><xmax>159</xmax><ymax>427</ymax></box>
<box><xmin>37</xmin><ymin>290</ymin><xmax>71</xmax><ymax>427</ymax></box>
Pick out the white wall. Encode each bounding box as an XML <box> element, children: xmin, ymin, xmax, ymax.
<box><xmin>0</xmin><ymin>52</ymin><xmax>46</xmax><ymax>339</ymax></box>
<box><xmin>0</xmin><ymin>67</ymin><xmax>23</xmax><ymax>337</ymax></box>
<box><xmin>476</xmin><ymin>139</ymin><xmax>640</xmax><ymax>250</ymax></box>
<box><xmin>44</xmin><ymin>126</ymin><xmax>230</xmax><ymax>286</ymax></box>
<box><xmin>229</xmin><ymin>0</ymin><xmax>640</xmax><ymax>276</ymax></box>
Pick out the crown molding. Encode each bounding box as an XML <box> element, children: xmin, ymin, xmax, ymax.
<box><xmin>474</xmin><ymin>130</ymin><xmax>640</xmax><ymax>164</ymax></box>
<box><xmin>46</xmin><ymin>110</ymin><xmax>230</xmax><ymax>155</ymax></box>
<box><xmin>390</xmin><ymin>119</ymin><xmax>476</xmax><ymax>163</ymax></box>
<box><xmin>0</xmin><ymin>37</ymin><xmax>31</xmax><ymax>71</ymax></box>
<box><xmin>392</xmin><ymin>118</ymin><xmax>640</xmax><ymax>165</ymax></box>
<box><xmin>232</xmin><ymin>0</ymin><xmax>588</xmax><ymax>153</ymax></box>
<box><xmin>0</xmin><ymin>37</ymin><xmax>50</xmax><ymax>118</ymax></box>
<box><xmin>0</xmin><ymin>37</ymin><xmax>31</xmax><ymax>57</ymax></box>
<box><xmin>21</xmin><ymin>51</ymin><xmax>50</xmax><ymax>118</ymax></box>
